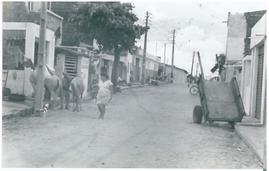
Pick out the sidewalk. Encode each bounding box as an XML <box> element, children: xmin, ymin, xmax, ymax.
<box><xmin>2</xmin><ymin>82</ymin><xmax>170</xmax><ymax>118</ymax></box>
<box><xmin>235</xmin><ymin>117</ymin><xmax>266</xmax><ymax>166</ymax></box>
<box><xmin>2</xmin><ymin>100</ymin><xmax>34</xmax><ymax>119</ymax></box>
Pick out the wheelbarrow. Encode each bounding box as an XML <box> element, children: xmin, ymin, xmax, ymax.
<box><xmin>192</xmin><ymin>52</ymin><xmax>245</xmax><ymax>128</ymax></box>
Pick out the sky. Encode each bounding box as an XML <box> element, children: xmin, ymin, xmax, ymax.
<box><xmin>126</xmin><ymin>0</ymin><xmax>267</xmax><ymax>76</ymax></box>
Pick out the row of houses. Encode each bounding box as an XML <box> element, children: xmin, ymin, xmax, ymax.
<box><xmin>224</xmin><ymin>10</ymin><xmax>266</xmax><ymax>125</ymax></box>
<box><xmin>2</xmin><ymin>2</ymin><xmax>188</xmax><ymax>99</ymax></box>
<box><xmin>223</xmin><ymin>10</ymin><xmax>266</xmax><ymax>163</ymax></box>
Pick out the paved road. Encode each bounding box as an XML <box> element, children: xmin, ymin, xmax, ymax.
<box><xmin>2</xmin><ymin>83</ymin><xmax>262</xmax><ymax>168</ymax></box>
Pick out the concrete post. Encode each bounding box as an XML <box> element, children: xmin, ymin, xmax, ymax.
<box><xmin>34</xmin><ymin>2</ymin><xmax>47</xmax><ymax>113</ymax></box>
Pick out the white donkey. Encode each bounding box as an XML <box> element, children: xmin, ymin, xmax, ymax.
<box><xmin>27</xmin><ymin>59</ymin><xmax>64</xmax><ymax>109</ymax></box>
<box><xmin>70</xmin><ymin>76</ymin><xmax>85</xmax><ymax>112</ymax></box>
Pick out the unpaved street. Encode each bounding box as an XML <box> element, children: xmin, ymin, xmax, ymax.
<box><xmin>2</xmin><ymin>83</ymin><xmax>261</xmax><ymax>168</ymax></box>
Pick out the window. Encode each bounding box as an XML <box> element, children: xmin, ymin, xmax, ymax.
<box><xmin>3</xmin><ymin>39</ymin><xmax>25</xmax><ymax>70</ymax></box>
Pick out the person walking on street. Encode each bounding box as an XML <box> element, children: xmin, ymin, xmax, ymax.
<box><xmin>62</xmin><ymin>72</ymin><xmax>72</xmax><ymax>109</ymax></box>
<box><xmin>96</xmin><ymin>73</ymin><xmax>113</xmax><ymax>119</ymax></box>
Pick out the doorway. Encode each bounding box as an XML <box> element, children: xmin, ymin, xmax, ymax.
<box><xmin>255</xmin><ymin>44</ymin><xmax>264</xmax><ymax>120</ymax></box>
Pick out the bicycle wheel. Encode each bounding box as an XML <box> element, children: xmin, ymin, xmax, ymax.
<box><xmin>189</xmin><ymin>85</ymin><xmax>199</xmax><ymax>95</ymax></box>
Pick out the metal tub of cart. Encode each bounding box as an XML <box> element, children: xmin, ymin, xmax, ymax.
<box><xmin>192</xmin><ymin>52</ymin><xmax>245</xmax><ymax>128</ymax></box>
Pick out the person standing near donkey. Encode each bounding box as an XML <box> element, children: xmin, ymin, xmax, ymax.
<box><xmin>96</xmin><ymin>73</ymin><xmax>113</xmax><ymax>120</ymax></box>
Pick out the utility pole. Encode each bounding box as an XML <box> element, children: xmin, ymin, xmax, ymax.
<box><xmin>155</xmin><ymin>41</ymin><xmax>158</xmax><ymax>56</ymax></box>
<box><xmin>34</xmin><ymin>2</ymin><xmax>47</xmax><ymax>114</ymax></box>
<box><xmin>171</xmin><ymin>29</ymin><xmax>175</xmax><ymax>83</ymax></box>
<box><xmin>197</xmin><ymin>51</ymin><xmax>205</xmax><ymax>80</ymax></box>
<box><xmin>190</xmin><ymin>51</ymin><xmax>195</xmax><ymax>75</ymax></box>
<box><xmin>141</xmin><ymin>11</ymin><xmax>150</xmax><ymax>85</ymax></box>
<box><xmin>163</xmin><ymin>43</ymin><xmax>166</xmax><ymax>76</ymax></box>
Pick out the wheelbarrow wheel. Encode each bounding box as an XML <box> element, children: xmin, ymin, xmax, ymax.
<box><xmin>208</xmin><ymin>120</ymin><xmax>214</xmax><ymax>125</ymax></box>
<box><xmin>193</xmin><ymin>105</ymin><xmax>203</xmax><ymax>124</ymax></box>
<box><xmin>189</xmin><ymin>85</ymin><xmax>199</xmax><ymax>95</ymax></box>
<box><xmin>228</xmin><ymin>121</ymin><xmax>235</xmax><ymax>129</ymax></box>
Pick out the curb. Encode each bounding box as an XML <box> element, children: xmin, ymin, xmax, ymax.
<box><xmin>2</xmin><ymin>106</ymin><xmax>34</xmax><ymax>120</ymax></box>
<box><xmin>234</xmin><ymin>125</ymin><xmax>264</xmax><ymax>166</ymax></box>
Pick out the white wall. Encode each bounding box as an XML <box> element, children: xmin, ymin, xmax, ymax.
<box><xmin>241</xmin><ymin>57</ymin><xmax>252</xmax><ymax>115</ymax></box>
<box><xmin>226</xmin><ymin>13</ymin><xmax>246</xmax><ymax>61</ymax></box>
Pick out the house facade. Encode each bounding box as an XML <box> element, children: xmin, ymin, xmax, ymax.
<box><xmin>99</xmin><ymin>51</ymin><xmax>133</xmax><ymax>84</ymax></box>
<box><xmin>132</xmin><ymin>47</ymin><xmax>161</xmax><ymax>83</ymax></box>
<box><xmin>50</xmin><ymin>2</ymin><xmax>98</xmax><ymax>97</ymax></box>
<box><xmin>2</xmin><ymin>2</ymin><xmax>63</xmax><ymax>97</ymax></box>
<box><xmin>54</xmin><ymin>45</ymin><xmax>97</xmax><ymax>98</ymax></box>
<box><xmin>224</xmin><ymin>11</ymin><xmax>266</xmax><ymax>89</ymax></box>
<box><xmin>163</xmin><ymin>64</ymin><xmax>188</xmax><ymax>84</ymax></box>
<box><xmin>224</xmin><ymin>10</ymin><xmax>266</xmax><ymax>125</ymax></box>
<box><xmin>240</xmin><ymin>13</ymin><xmax>267</xmax><ymax>125</ymax></box>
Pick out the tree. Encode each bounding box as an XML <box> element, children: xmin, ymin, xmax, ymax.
<box><xmin>71</xmin><ymin>2</ymin><xmax>145</xmax><ymax>92</ymax></box>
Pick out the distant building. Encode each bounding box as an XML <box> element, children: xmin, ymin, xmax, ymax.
<box><xmin>99</xmin><ymin>50</ymin><xmax>133</xmax><ymax>84</ymax></box>
<box><xmin>162</xmin><ymin>64</ymin><xmax>188</xmax><ymax>84</ymax></box>
<box><xmin>132</xmin><ymin>47</ymin><xmax>161</xmax><ymax>83</ymax></box>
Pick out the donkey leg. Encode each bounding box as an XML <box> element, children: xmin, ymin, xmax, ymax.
<box><xmin>72</xmin><ymin>95</ymin><xmax>76</xmax><ymax>112</ymax></box>
<box><xmin>79</xmin><ymin>97</ymin><xmax>82</xmax><ymax>112</ymax></box>
<box><xmin>59</xmin><ymin>88</ymin><xmax>64</xmax><ymax>110</ymax></box>
<box><xmin>79</xmin><ymin>98</ymin><xmax>82</xmax><ymax>111</ymax></box>
<box><xmin>76</xmin><ymin>97</ymin><xmax>79</xmax><ymax>112</ymax></box>
<box><xmin>51</xmin><ymin>91</ymin><xmax>58</xmax><ymax>110</ymax></box>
